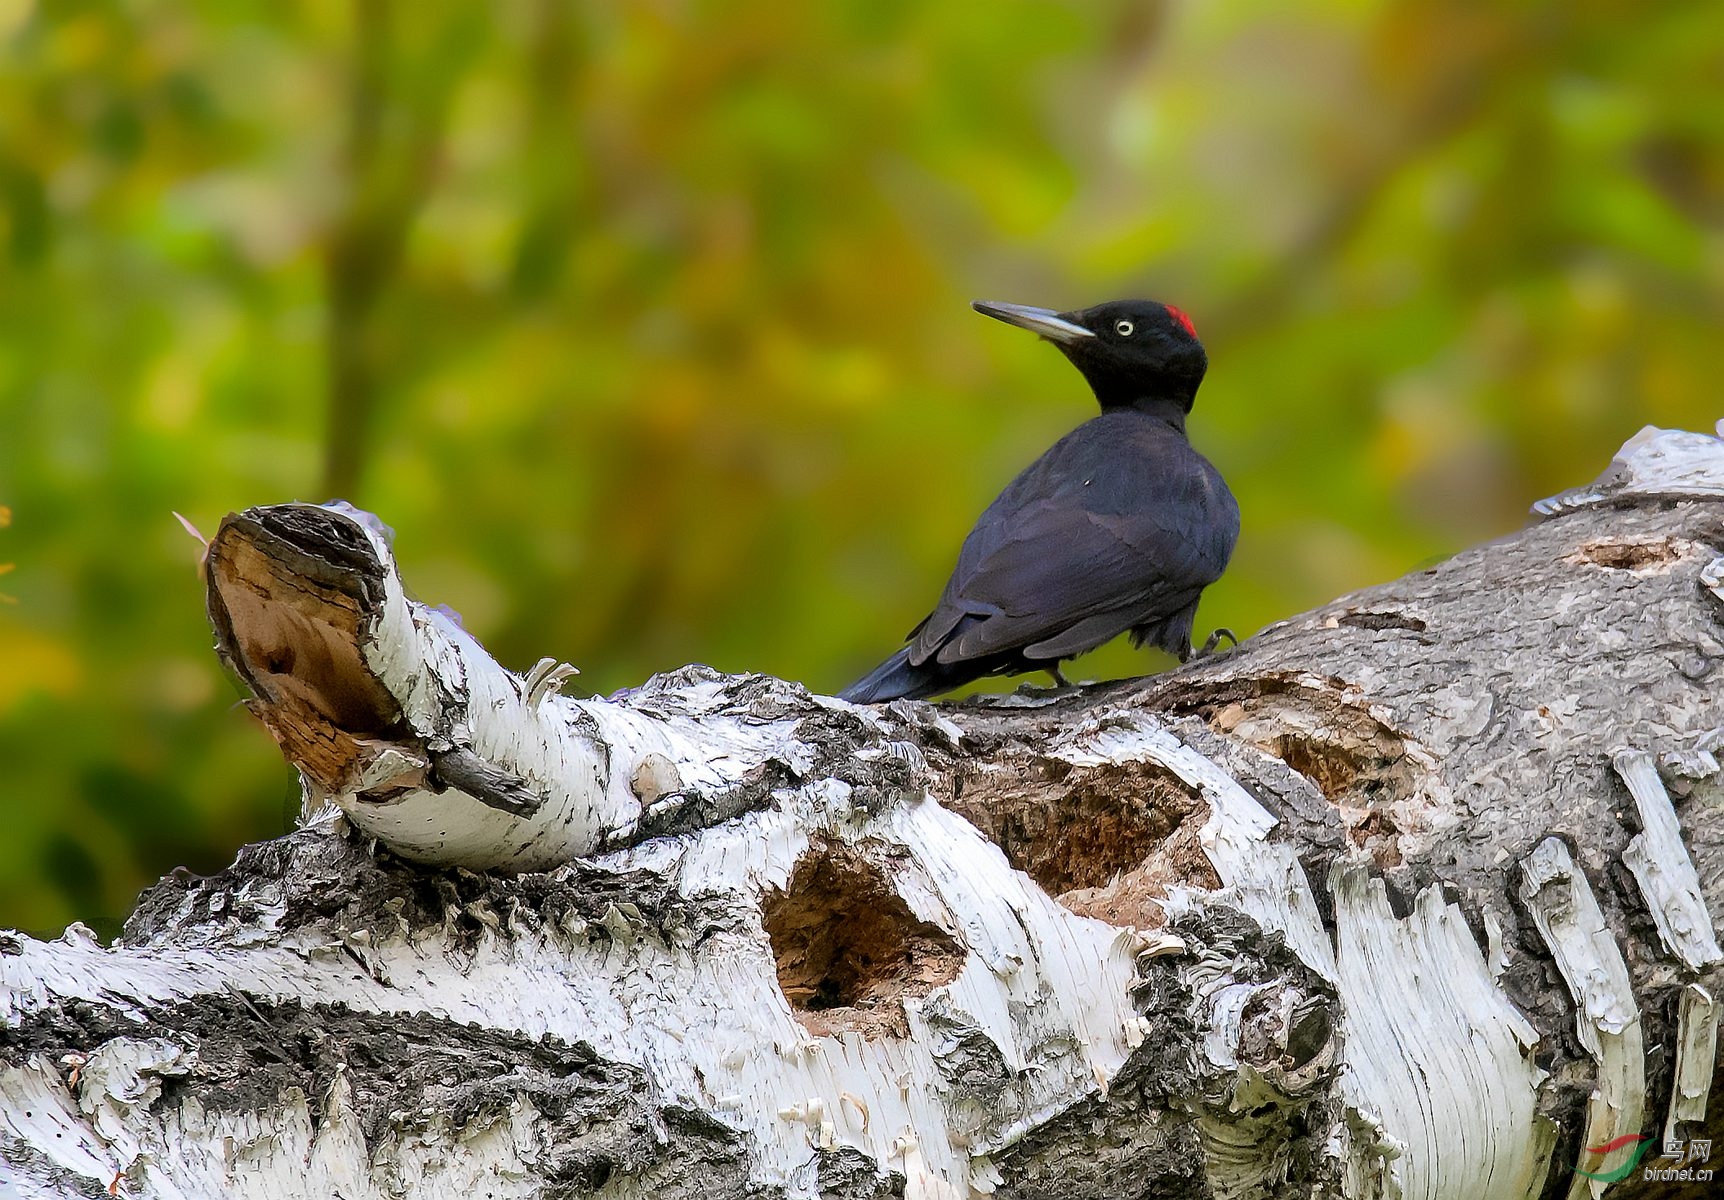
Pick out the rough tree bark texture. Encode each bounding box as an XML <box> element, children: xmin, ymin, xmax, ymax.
<box><xmin>4</xmin><ymin>426</ymin><xmax>1723</xmax><ymax>1200</ymax></box>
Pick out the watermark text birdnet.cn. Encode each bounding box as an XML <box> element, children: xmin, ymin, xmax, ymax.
<box><xmin>1646</xmin><ymin>1137</ymin><xmax>1714</xmax><ymax>1185</ymax></box>
<box><xmin>1574</xmin><ymin>1134</ymin><xmax>1712</xmax><ymax>1184</ymax></box>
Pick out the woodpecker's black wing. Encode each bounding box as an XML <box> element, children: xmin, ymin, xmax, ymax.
<box><xmin>907</xmin><ymin>409</ymin><xmax>1237</xmax><ymax>674</ymax></box>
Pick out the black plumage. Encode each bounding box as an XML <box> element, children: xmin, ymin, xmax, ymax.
<box><xmin>841</xmin><ymin>298</ymin><xmax>1238</xmax><ymax>703</ymax></box>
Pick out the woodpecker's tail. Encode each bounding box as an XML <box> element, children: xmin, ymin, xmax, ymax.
<box><xmin>838</xmin><ymin>648</ymin><xmax>951</xmax><ymax>703</ymax></box>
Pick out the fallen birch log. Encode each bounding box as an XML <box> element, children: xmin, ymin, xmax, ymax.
<box><xmin>4</xmin><ymin>425</ymin><xmax>1723</xmax><ymax>1200</ymax></box>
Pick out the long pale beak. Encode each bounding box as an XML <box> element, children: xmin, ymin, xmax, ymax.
<box><xmin>971</xmin><ymin>300</ymin><xmax>1095</xmax><ymax>344</ymax></box>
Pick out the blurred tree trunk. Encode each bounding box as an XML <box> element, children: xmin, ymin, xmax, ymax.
<box><xmin>4</xmin><ymin>427</ymin><xmax>1723</xmax><ymax>1200</ymax></box>
<box><xmin>321</xmin><ymin>0</ymin><xmax>478</xmax><ymax>501</ymax></box>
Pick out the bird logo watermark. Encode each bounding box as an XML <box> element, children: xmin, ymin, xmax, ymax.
<box><xmin>1574</xmin><ymin>1134</ymin><xmax>1712</xmax><ymax>1184</ymax></box>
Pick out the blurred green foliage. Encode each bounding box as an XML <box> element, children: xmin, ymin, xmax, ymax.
<box><xmin>2</xmin><ymin>0</ymin><xmax>1721</xmax><ymax>937</ymax></box>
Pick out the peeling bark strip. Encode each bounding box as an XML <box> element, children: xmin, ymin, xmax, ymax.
<box><xmin>1518</xmin><ymin>836</ymin><xmax>1646</xmax><ymax>1198</ymax></box>
<box><xmin>6</xmin><ymin>424</ymin><xmax>1724</xmax><ymax>1200</ymax></box>
<box><xmin>1613</xmin><ymin>749</ymin><xmax>1723</xmax><ymax>973</ymax></box>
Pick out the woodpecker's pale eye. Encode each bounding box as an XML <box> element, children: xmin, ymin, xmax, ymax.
<box><xmin>1113</xmin><ymin>320</ymin><xmax>1135</xmax><ymax>337</ymax></box>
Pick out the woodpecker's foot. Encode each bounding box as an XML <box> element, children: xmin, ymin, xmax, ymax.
<box><xmin>1195</xmin><ymin>628</ymin><xmax>1238</xmax><ymax>659</ymax></box>
<box><xmin>1047</xmin><ymin>664</ymin><xmax>1072</xmax><ymax>688</ymax></box>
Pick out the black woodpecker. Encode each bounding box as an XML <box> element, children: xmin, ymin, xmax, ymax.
<box><xmin>840</xmin><ymin>298</ymin><xmax>1238</xmax><ymax>703</ymax></box>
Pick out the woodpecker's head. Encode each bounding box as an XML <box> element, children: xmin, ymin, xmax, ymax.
<box><xmin>972</xmin><ymin>298</ymin><xmax>1208</xmax><ymax>411</ymax></box>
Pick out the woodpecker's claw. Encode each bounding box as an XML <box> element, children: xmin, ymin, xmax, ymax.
<box><xmin>1195</xmin><ymin>628</ymin><xmax>1238</xmax><ymax>658</ymax></box>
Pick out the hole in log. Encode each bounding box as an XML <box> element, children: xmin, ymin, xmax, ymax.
<box><xmin>1259</xmin><ymin>731</ymin><xmax>1367</xmax><ymax>801</ymax></box>
<box><xmin>1567</xmin><ymin>537</ymin><xmax>1690</xmax><ymax>572</ymax></box>
<box><xmin>1171</xmin><ymin>676</ymin><xmax>1418</xmax><ymax>868</ymax></box>
<box><xmin>1336</xmin><ymin>609</ymin><xmax>1426</xmax><ymax>633</ymax></box>
<box><xmin>1179</xmin><ymin>679</ymin><xmax>1413</xmax><ymax>805</ymax></box>
<box><xmin>1286</xmin><ymin>996</ymin><xmax>1335</xmax><ymax>1069</ymax></box>
<box><xmin>261</xmin><ymin>643</ymin><xmax>297</xmax><ymax>675</ymax></box>
<box><xmin>762</xmin><ymin>841</ymin><xmax>964</xmax><ymax>1039</ymax></box>
<box><xmin>950</xmin><ymin>758</ymin><xmax>1216</xmax><ymax>928</ymax></box>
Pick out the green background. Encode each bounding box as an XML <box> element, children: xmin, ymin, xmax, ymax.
<box><xmin>2</xmin><ymin>0</ymin><xmax>1720</xmax><ymax>937</ymax></box>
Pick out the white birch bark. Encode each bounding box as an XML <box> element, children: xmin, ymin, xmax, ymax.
<box><xmin>4</xmin><ymin>425</ymin><xmax>1723</xmax><ymax>1200</ymax></box>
